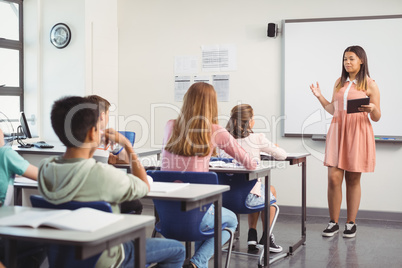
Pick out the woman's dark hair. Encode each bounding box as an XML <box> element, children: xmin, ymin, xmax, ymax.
<box><xmin>51</xmin><ymin>96</ymin><xmax>99</xmax><ymax>147</ymax></box>
<box><xmin>336</xmin><ymin>45</ymin><xmax>370</xmax><ymax>91</ymax></box>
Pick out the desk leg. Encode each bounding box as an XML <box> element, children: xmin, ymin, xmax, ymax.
<box><xmin>4</xmin><ymin>239</ymin><xmax>17</xmax><ymax>268</ymax></box>
<box><xmin>13</xmin><ymin>186</ymin><xmax>22</xmax><ymax>206</ymax></box>
<box><xmin>302</xmin><ymin>161</ymin><xmax>307</xmax><ymax>238</ymax></box>
<box><xmin>134</xmin><ymin>229</ymin><xmax>146</xmax><ymax>268</ymax></box>
<box><xmin>289</xmin><ymin>160</ymin><xmax>307</xmax><ymax>254</ymax></box>
<box><xmin>262</xmin><ymin>172</ymin><xmax>271</xmax><ymax>268</ymax></box>
<box><xmin>214</xmin><ymin>196</ymin><xmax>222</xmax><ymax>268</ymax></box>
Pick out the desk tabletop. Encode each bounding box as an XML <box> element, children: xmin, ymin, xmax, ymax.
<box><xmin>209</xmin><ymin>161</ymin><xmax>276</xmax><ymax>174</ymax></box>
<box><xmin>146</xmin><ymin>183</ymin><xmax>230</xmax><ymax>201</ymax></box>
<box><xmin>260</xmin><ymin>152</ymin><xmax>311</xmax><ymax>161</ymax></box>
<box><xmin>13</xmin><ymin>178</ymin><xmax>229</xmax><ymax>205</ymax></box>
<box><xmin>0</xmin><ymin>206</ymin><xmax>154</xmax><ymax>246</ymax></box>
<box><xmin>13</xmin><ymin>144</ymin><xmax>161</xmax><ymax>158</ymax></box>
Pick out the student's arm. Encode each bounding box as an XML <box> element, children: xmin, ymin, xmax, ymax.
<box><xmin>104</xmin><ymin>128</ymin><xmax>150</xmax><ymax>190</ymax></box>
<box><xmin>361</xmin><ymin>80</ymin><xmax>381</xmax><ymax>122</ymax></box>
<box><xmin>22</xmin><ymin>164</ymin><xmax>38</xmax><ymax>181</ymax></box>
<box><xmin>108</xmin><ymin>149</ymin><xmax>129</xmax><ymax>164</ymax></box>
<box><xmin>213</xmin><ymin>125</ymin><xmax>257</xmax><ymax>170</ymax></box>
<box><xmin>125</xmin><ymin>146</ymin><xmax>150</xmax><ymax>190</ymax></box>
<box><xmin>258</xmin><ymin>134</ymin><xmax>287</xmax><ymax>160</ymax></box>
<box><xmin>4</xmin><ymin>146</ymin><xmax>37</xmax><ymax>180</ymax></box>
<box><xmin>310</xmin><ymin>80</ymin><xmax>337</xmax><ymax>115</ymax></box>
<box><xmin>0</xmin><ymin>129</ymin><xmax>4</xmax><ymax>147</ymax></box>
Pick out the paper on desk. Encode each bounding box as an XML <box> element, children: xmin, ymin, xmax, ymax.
<box><xmin>150</xmin><ymin>182</ymin><xmax>190</xmax><ymax>193</ymax></box>
<box><xmin>209</xmin><ymin>161</ymin><xmax>244</xmax><ymax>169</ymax></box>
<box><xmin>14</xmin><ymin>176</ymin><xmax>38</xmax><ymax>184</ymax></box>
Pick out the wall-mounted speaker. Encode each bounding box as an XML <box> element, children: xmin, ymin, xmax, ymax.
<box><xmin>267</xmin><ymin>23</ymin><xmax>277</xmax><ymax>38</ymax></box>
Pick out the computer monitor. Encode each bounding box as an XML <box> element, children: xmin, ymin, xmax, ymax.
<box><xmin>19</xmin><ymin>111</ymin><xmax>32</xmax><ymax>139</ymax></box>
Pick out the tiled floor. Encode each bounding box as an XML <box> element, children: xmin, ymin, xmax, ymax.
<box><xmin>142</xmin><ymin>201</ymin><xmax>402</xmax><ymax>268</ymax></box>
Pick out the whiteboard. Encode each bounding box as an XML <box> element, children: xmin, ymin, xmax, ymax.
<box><xmin>282</xmin><ymin>15</ymin><xmax>402</xmax><ymax>137</ymax></box>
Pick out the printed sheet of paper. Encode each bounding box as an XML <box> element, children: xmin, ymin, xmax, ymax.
<box><xmin>174</xmin><ymin>76</ymin><xmax>191</xmax><ymax>101</ymax></box>
<box><xmin>193</xmin><ymin>75</ymin><xmax>210</xmax><ymax>83</ymax></box>
<box><xmin>212</xmin><ymin>74</ymin><xmax>230</xmax><ymax>102</ymax></box>
<box><xmin>201</xmin><ymin>44</ymin><xmax>237</xmax><ymax>72</ymax></box>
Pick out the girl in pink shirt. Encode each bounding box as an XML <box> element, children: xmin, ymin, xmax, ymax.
<box><xmin>161</xmin><ymin>82</ymin><xmax>257</xmax><ymax>268</ymax></box>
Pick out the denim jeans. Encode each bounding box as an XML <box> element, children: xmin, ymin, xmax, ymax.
<box><xmin>246</xmin><ymin>184</ymin><xmax>276</xmax><ymax>207</ymax></box>
<box><xmin>121</xmin><ymin>238</ymin><xmax>185</xmax><ymax>268</ymax></box>
<box><xmin>191</xmin><ymin>204</ymin><xmax>238</xmax><ymax>268</ymax></box>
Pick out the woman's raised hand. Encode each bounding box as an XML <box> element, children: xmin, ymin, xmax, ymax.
<box><xmin>310</xmin><ymin>82</ymin><xmax>322</xmax><ymax>98</ymax></box>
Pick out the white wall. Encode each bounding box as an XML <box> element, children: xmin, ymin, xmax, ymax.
<box><xmin>25</xmin><ymin>0</ymin><xmax>86</xmax><ymax>142</ymax></box>
<box><xmin>24</xmin><ymin>0</ymin><xmax>118</xmax><ymax>142</ymax></box>
<box><xmin>24</xmin><ymin>0</ymin><xmax>402</xmax><ymax>213</ymax></box>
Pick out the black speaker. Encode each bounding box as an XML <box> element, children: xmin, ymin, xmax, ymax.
<box><xmin>267</xmin><ymin>23</ymin><xmax>277</xmax><ymax>37</ymax></box>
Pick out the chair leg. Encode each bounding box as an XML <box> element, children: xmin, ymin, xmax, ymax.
<box><xmin>269</xmin><ymin>204</ymin><xmax>280</xmax><ymax>236</ymax></box>
<box><xmin>185</xmin><ymin>242</ymin><xmax>192</xmax><ymax>260</ymax></box>
<box><xmin>258</xmin><ymin>204</ymin><xmax>280</xmax><ymax>267</ymax></box>
<box><xmin>223</xmin><ymin>227</ymin><xmax>234</xmax><ymax>268</ymax></box>
<box><xmin>151</xmin><ymin>228</ymin><xmax>157</xmax><ymax>238</ymax></box>
<box><xmin>234</xmin><ymin>214</ymin><xmax>241</xmax><ymax>240</ymax></box>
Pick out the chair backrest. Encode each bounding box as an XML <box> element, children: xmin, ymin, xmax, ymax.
<box><xmin>118</xmin><ymin>131</ymin><xmax>135</xmax><ymax>146</ymax></box>
<box><xmin>146</xmin><ymin>170</ymin><xmax>221</xmax><ymax>241</ymax></box>
<box><xmin>216</xmin><ymin>172</ymin><xmax>267</xmax><ymax>214</ymax></box>
<box><xmin>30</xmin><ymin>195</ymin><xmax>113</xmax><ymax>212</ymax></box>
<box><xmin>210</xmin><ymin>157</ymin><xmax>233</xmax><ymax>163</ymax></box>
<box><xmin>30</xmin><ymin>195</ymin><xmax>112</xmax><ymax>268</ymax></box>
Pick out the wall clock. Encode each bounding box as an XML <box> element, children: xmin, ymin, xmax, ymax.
<box><xmin>50</xmin><ymin>23</ymin><xmax>71</xmax><ymax>49</ymax></box>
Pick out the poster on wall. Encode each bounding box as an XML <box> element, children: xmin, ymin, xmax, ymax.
<box><xmin>201</xmin><ymin>44</ymin><xmax>237</xmax><ymax>72</ymax></box>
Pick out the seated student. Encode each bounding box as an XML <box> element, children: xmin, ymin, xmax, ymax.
<box><xmin>161</xmin><ymin>82</ymin><xmax>257</xmax><ymax>268</ymax></box>
<box><xmin>0</xmin><ymin>128</ymin><xmax>46</xmax><ymax>267</ymax></box>
<box><xmin>86</xmin><ymin>94</ymin><xmax>143</xmax><ymax>215</ymax></box>
<box><xmin>223</xmin><ymin>104</ymin><xmax>287</xmax><ymax>253</ymax></box>
<box><xmin>37</xmin><ymin>96</ymin><xmax>185</xmax><ymax>268</ymax></box>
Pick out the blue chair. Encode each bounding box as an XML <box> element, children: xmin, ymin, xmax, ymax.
<box><xmin>113</xmin><ymin>131</ymin><xmax>135</xmax><ymax>155</ymax></box>
<box><xmin>30</xmin><ymin>195</ymin><xmax>112</xmax><ymax>268</ymax></box>
<box><xmin>146</xmin><ymin>170</ymin><xmax>234</xmax><ymax>268</ymax></box>
<box><xmin>119</xmin><ymin>131</ymin><xmax>135</xmax><ymax>145</ymax></box>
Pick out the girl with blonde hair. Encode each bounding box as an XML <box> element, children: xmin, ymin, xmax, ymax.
<box><xmin>162</xmin><ymin>82</ymin><xmax>257</xmax><ymax>268</ymax></box>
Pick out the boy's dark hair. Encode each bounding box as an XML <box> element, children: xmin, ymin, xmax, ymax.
<box><xmin>51</xmin><ymin>96</ymin><xmax>99</xmax><ymax>147</ymax></box>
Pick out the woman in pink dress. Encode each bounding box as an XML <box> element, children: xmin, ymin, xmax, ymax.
<box><xmin>310</xmin><ymin>45</ymin><xmax>381</xmax><ymax>238</ymax></box>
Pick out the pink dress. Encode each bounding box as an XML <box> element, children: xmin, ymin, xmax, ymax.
<box><xmin>161</xmin><ymin>120</ymin><xmax>257</xmax><ymax>172</ymax></box>
<box><xmin>324</xmin><ymin>78</ymin><xmax>375</xmax><ymax>172</ymax></box>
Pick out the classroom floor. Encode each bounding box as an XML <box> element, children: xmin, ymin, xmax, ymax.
<box><xmin>141</xmin><ymin>201</ymin><xmax>402</xmax><ymax>268</ymax></box>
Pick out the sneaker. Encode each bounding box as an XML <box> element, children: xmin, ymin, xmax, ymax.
<box><xmin>343</xmin><ymin>221</ymin><xmax>357</xmax><ymax>238</ymax></box>
<box><xmin>182</xmin><ymin>262</ymin><xmax>196</xmax><ymax>268</ymax></box>
<box><xmin>247</xmin><ymin>228</ymin><xmax>258</xmax><ymax>251</ymax></box>
<box><xmin>257</xmin><ymin>231</ymin><xmax>266</xmax><ymax>249</ymax></box>
<box><xmin>322</xmin><ymin>220</ymin><xmax>339</xmax><ymax>237</ymax></box>
<box><xmin>269</xmin><ymin>234</ymin><xmax>283</xmax><ymax>253</ymax></box>
<box><xmin>257</xmin><ymin>232</ymin><xmax>283</xmax><ymax>253</ymax></box>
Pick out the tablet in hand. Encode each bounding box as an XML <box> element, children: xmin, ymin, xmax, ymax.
<box><xmin>347</xmin><ymin>97</ymin><xmax>370</xmax><ymax>114</ymax></box>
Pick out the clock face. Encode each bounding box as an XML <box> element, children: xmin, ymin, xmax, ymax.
<box><xmin>50</xmin><ymin>23</ymin><xmax>71</xmax><ymax>48</ymax></box>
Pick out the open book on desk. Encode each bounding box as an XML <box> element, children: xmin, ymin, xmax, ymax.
<box><xmin>0</xmin><ymin>207</ymin><xmax>123</xmax><ymax>232</ymax></box>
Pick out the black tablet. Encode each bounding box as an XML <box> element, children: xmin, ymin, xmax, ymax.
<box><xmin>347</xmin><ymin>97</ymin><xmax>370</xmax><ymax>114</ymax></box>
